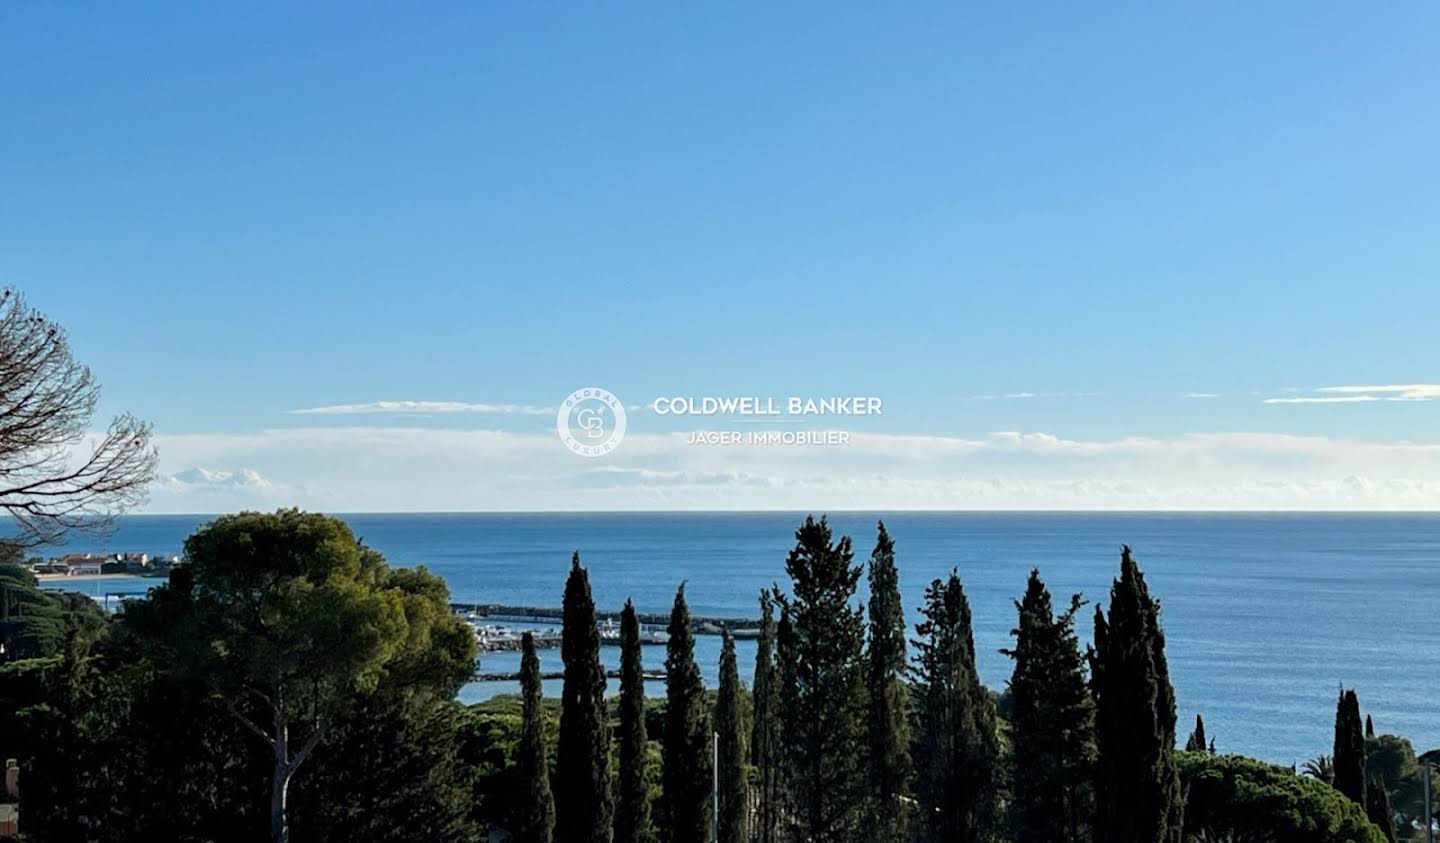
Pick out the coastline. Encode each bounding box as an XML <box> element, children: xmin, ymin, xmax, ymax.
<box><xmin>35</xmin><ymin>572</ymin><xmax>160</xmax><ymax>581</ymax></box>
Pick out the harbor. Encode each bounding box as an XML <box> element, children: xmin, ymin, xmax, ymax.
<box><xmin>452</xmin><ymin>602</ymin><xmax>760</xmax><ymax>638</ymax></box>
<box><xmin>463</xmin><ymin>615</ymin><xmax>672</xmax><ymax>652</ymax></box>
<box><xmin>473</xmin><ymin>667</ymin><xmax>668</xmax><ymax>682</ymax></box>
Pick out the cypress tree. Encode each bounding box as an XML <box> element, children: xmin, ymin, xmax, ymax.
<box><xmin>750</xmin><ymin>589</ymin><xmax>782</xmax><ymax>843</ymax></box>
<box><xmin>776</xmin><ymin>515</ymin><xmax>867</xmax><ymax>843</ymax></box>
<box><xmin>555</xmin><ymin>553</ymin><xmax>613</xmax><ymax>843</ymax></box>
<box><xmin>774</xmin><ymin>600</ymin><xmax>800</xmax><ymax>838</ymax></box>
<box><xmin>1090</xmin><ymin>546</ymin><xmax>1183</xmax><ymax>843</ymax></box>
<box><xmin>1333</xmin><ymin>688</ymin><xmax>1367</xmax><ymax>806</ymax></box>
<box><xmin>1003</xmin><ymin>568</ymin><xmax>1095</xmax><ymax>843</ymax></box>
<box><xmin>1366</xmin><ymin>714</ymin><xmax>1375</xmax><ymax>739</ymax></box>
<box><xmin>516</xmin><ymin>632</ymin><xmax>556</xmax><ymax>843</ymax></box>
<box><xmin>615</xmin><ymin>600</ymin><xmax>654</xmax><ymax>843</ymax></box>
<box><xmin>913</xmin><ymin>570</ymin><xmax>1000</xmax><ymax>843</ymax></box>
<box><xmin>864</xmin><ymin>521</ymin><xmax>911</xmax><ymax>843</ymax></box>
<box><xmin>1366</xmin><ymin>775</ymin><xmax>1397</xmax><ymax>842</ymax></box>
<box><xmin>715</xmin><ymin>630</ymin><xmax>747</xmax><ymax>843</ymax></box>
<box><xmin>662</xmin><ymin>584</ymin><xmax>710</xmax><ymax>843</ymax></box>
<box><xmin>1185</xmin><ymin>714</ymin><xmax>1209</xmax><ymax>753</ymax></box>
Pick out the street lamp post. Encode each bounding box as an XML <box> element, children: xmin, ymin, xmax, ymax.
<box><xmin>1420</xmin><ymin>750</ymin><xmax>1439</xmax><ymax>843</ymax></box>
<box><xmin>712</xmin><ymin>731</ymin><xmax>719</xmax><ymax>843</ymax></box>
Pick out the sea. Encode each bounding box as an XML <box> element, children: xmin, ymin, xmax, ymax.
<box><xmin>36</xmin><ymin>511</ymin><xmax>1440</xmax><ymax>765</ymax></box>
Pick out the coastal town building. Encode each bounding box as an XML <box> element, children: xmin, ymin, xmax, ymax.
<box><xmin>0</xmin><ymin>758</ymin><xmax>18</xmax><ymax>838</ymax></box>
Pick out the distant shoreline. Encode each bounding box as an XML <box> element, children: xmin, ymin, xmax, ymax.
<box><xmin>35</xmin><ymin>572</ymin><xmax>155</xmax><ymax>581</ymax></box>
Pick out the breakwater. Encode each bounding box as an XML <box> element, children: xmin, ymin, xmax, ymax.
<box><xmin>453</xmin><ymin>603</ymin><xmax>761</xmax><ymax>637</ymax></box>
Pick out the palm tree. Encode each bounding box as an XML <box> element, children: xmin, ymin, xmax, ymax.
<box><xmin>1302</xmin><ymin>754</ymin><xmax>1335</xmax><ymax>785</ymax></box>
<box><xmin>1190</xmin><ymin>829</ymin><xmax>1273</xmax><ymax>843</ymax></box>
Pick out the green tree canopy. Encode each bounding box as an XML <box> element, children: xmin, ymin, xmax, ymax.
<box><xmin>662</xmin><ymin>583</ymin><xmax>710</xmax><ymax>843</ymax></box>
<box><xmin>176</xmin><ymin>509</ymin><xmax>416</xmax><ymax>843</ymax></box>
<box><xmin>1003</xmin><ymin>568</ymin><xmax>1095</xmax><ymax>843</ymax></box>
<box><xmin>912</xmin><ymin>569</ymin><xmax>999</xmax><ymax>843</ymax></box>
<box><xmin>864</xmin><ymin>521</ymin><xmax>911</xmax><ymax>843</ymax></box>
<box><xmin>715</xmin><ymin>630</ymin><xmax>747</xmax><ymax>843</ymax></box>
<box><xmin>1333</xmin><ymin>688</ymin><xmax>1367</xmax><ymax>806</ymax></box>
<box><xmin>1179</xmin><ymin>752</ymin><xmax>1389</xmax><ymax>843</ymax></box>
<box><xmin>515</xmin><ymin>632</ymin><xmax>556</xmax><ymax>843</ymax></box>
<box><xmin>555</xmin><ymin>552</ymin><xmax>613</xmax><ymax>843</ymax></box>
<box><xmin>0</xmin><ymin>563</ymin><xmax>105</xmax><ymax>661</ymax></box>
<box><xmin>615</xmin><ymin>599</ymin><xmax>654</xmax><ymax>843</ymax></box>
<box><xmin>1091</xmin><ymin>546</ymin><xmax>1183</xmax><ymax>843</ymax></box>
<box><xmin>750</xmin><ymin>588</ymin><xmax>783</xmax><ymax>843</ymax></box>
<box><xmin>777</xmin><ymin>516</ymin><xmax>866</xmax><ymax>843</ymax></box>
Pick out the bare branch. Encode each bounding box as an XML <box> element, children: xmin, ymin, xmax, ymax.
<box><xmin>0</xmin><ymin>289</ymin><xmax>157</xmax><ymax>546</ymax></box>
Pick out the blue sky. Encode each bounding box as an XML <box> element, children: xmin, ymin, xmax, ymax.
<box><xmin>3</xmin><ymin>3</ymin><xmax>1439</xmax><ymax>510</ymax></box>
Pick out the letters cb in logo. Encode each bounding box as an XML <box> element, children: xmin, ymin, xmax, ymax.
<box><xmin>556</xmin><ymin>387</ymin><xmax>627</xmax><ymax>457</ymax></box>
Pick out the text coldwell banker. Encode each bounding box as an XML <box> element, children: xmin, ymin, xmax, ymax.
<box><xmin>652</xmin><ymin>396</ymin><xmax>883</xmax><ymax>416</ymax></box>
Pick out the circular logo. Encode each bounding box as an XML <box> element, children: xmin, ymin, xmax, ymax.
<box><xmin>556</xmin><ymin>387</ymin><xmax>627</xmax><ymax>457</ymax></box>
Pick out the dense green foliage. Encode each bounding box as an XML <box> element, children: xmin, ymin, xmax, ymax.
<box><xmin>1091</xmin><ymin>546</ymin><xmax>1184</xmax><ymax>843</ymax></box>
<box><xmin>615</xmin><ymin>600</ymin><xmax>654</xmax><ymax>843</ymax></box>
<box><xmin>1365</xmin><ymin>775</ymin><xmax>1397</xmax><ymax>842</ymax></box>
<box><xmin>2</xmin><ymin>511</ymin><xmax>482</xmax><ymax>843</ymax></box>
<box><xmin>1</xmin><ymin>512</ymin><xmax>1427</xmax><ymax>843</ymax></box>
<box><xmin>716</xmin><ymin>630</ymin><xmax>747</xmax><ymax>843</ymax></box>
<box><xmin>750</xmin><ymin>589</ymin><xmax>783</xmax><ymax>843</ymax></box>
<box><xmin>776</xmin><ymin>515</ymin><xmax>867</xmax><ymax>843</ymax></box>
<box><xmin>556</xmin><ymin>552</ymin><xmax>613</xmax><ymax>843</ymax></box>
<box><xmin>1334</xmin><ymin>688</ymin><xmax>1368</xmax><ymax>806</ymax></box>
<box><xmin>913</xmin><ymin>570</ymin><xmax>1000</xmax><ymax>843</ymax></box>
<box><xmin>662</xmin><ymin>584</ymin><xmax>710</xmax><ymax>843</ymax></box>
<box><xmin>1179</xmin><ymin>752</ymin><xmax>1388</xmax><ymax>843</ymax></box>
<box><xmin>0</xmin><ymin>562</ymin><xmax>105</xmax><ymax>660</ymax></box>
<box><xmin>864</xmin><ymin>521</ymin><xmax>911</xmax><ymax>843</ymax></box>
<box><xmin>1003</xmin><ymin>569</ymin><xmax>1094</xmax><ymax>843</ymax></box>
<box><xmin>1365</xmin><ymin>732</ymin><xmax>1429</xmax><ymax>831</ymax></box>
<box><xmin>1186</xmin><ymin>714</ymin><xmax>1209</xmax><ymax>753</ymax></box>
<box><xmin>516</xmin><ymin>633</ymin><xmax>556</xmax><ymax>843</ymax></box>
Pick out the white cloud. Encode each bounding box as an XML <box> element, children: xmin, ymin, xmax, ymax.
<box><xmin>290</xmin><ymin>400</ymin><xmax>553</xmax><ymax>415</ymax></box>
<box><xmin>1265</xmin><ymin>383</ymin><xmax>1440</xmax><ymax>404</ymax></box>
<box><xmin>136</xmin><ymin>425</ymin><xmax>1440</xmax><ymax>512</ymax></box>
<box><xmin>1183</xmin><ymin>392</ymin><xmax>1220</xmax><ymax>399</ymax></box>
<box><xmin>1265</xmin><ymin>396</ymin><xmax>1381</xmax><ymax>404</ymax></box>
<box><xmin>963</xmin><ymin>391</ymin><xmax>1099</xmax><ymax>401</ymax></box>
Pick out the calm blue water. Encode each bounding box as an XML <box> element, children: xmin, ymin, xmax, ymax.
<box><xmin>39</xmin><ymin>512</ymin><xmax>1440</xmax><ymax>764</ymax></box>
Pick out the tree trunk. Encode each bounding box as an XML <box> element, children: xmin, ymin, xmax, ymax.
<box><xmin>272</xmin><ymin>723</ymin><xmax>290</xmax><ymax>843</ymax></box>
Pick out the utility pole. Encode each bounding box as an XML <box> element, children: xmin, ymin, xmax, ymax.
<box><xmin>1426</xmin><ymin>761</ymin><xmax>1434</xmax><ymax>843</ymax></box>
<box><xmin>712</xmin><ymin>730</ymin><xmax>719</xmax><ymax>843</ymax></box>
<box><xmin>1422</xmin><ymin>749</ymin><xmax>1434</xmax><ymax>841</ymax></box>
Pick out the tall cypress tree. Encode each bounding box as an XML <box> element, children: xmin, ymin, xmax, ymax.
<box><xmin>615</xmin><ymin>600</ymin><xmax>654</xmax><ymax>843</ymax></box>
<box><xmin>864</xmin><ymin>521</ymin><xmax>911</xmax><ymax>843</ymax></box>
<box><xmin>516</xmin><ymin>632</ymin><xmax>556</xmax><ymax>843</ymax></box>
<box><xmin>750</xmin><ymin>589</ymin><xmax>782</xmax><ymax>843</ymax></box>
<box><xmin>662</xmin><ymin>584</ymin><xmax>710</xmax><ymax>843</ymax></box>
<box><xmin>555</xmin><ymin>553</ymin><xmax>613</xmax><ymax>843</ymax></box>
<box><xmin>1185</xmin><ymin>714</ymin><xmax>1209</xmax><ymax>753</ymax></box>
<box><xmin>716</xmin><ymin>630</ymin><xmax>747</xmax><ymax>843</ymax></box>
<box><xmin>1333</xmin><ymin>688</ymin><xmax>1367</xmax><ymax>806</ymax></box>
<box><xmin>1003</xmin><ymin>568</ymin><xmax>1095</xmax><ymax>843</ymax></box>
<box><xmin>775</xmin><ymin>600</ymin><xmax>801</xmax><ymax>838</ymax></box>
<box><xmin>912</xmin><ymin>570</ymin><xmax>999</xmax><ymax>843</ymax></box>
<box><xmin>776</xmin><ymin>515</ymin><xmax>867</xmax><ymax>843</ymax></box>
<box><xmin>1090</xmin><ymin>546</ymin><xmax>1183</xmax><ymax>843</ymax></box>
<box><xmin>1366</xmin><ymin>714</ymin><xmax>1375</xmax><ymax>739</ymax></box>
